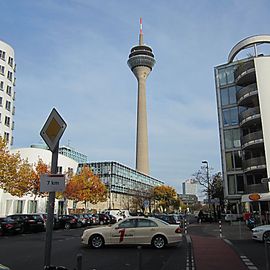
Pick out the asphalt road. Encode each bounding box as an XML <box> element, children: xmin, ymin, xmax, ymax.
<box><xmin>0</xmin><ymin>227</ymin><xmax>187</xmax><ymax>270</ymax></box>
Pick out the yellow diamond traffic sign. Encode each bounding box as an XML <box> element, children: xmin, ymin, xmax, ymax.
<box><xmin>40</xmin><ymin>108</ymin><xmax>67</xmax><ymax>152</ymax></box>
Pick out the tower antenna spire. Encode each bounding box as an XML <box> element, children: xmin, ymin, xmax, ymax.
<box><xmin>139</xmin><ymin>17</ymin><xmax>143</xmax><ymax>45</ymax></box>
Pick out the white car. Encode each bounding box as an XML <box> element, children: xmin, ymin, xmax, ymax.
<box><xmin>81</xmin><ymin>216</ymin><xmax>182</xmax><ymax>249</ymax></box>
<box><xmin>252</xmin><ymin>225</ymin><xmax>270</xmax><ymax>241</ymax></box>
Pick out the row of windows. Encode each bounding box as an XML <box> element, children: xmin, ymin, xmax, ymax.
<box><xmin>0</xmin><ymin>98</ymin><xmax>12</xmax><ymax>111</ymax></box>
<box><xmin>0</xmin><ymin>49</ymin><xmax>14</xmax><ymax>67</ymax></box>
<box><xmin>0</xmin><ymin>65</ymin><xmax>14</xmax><ymax>82</ymax></box>
<box><xmin>0</xmin><ymin>81</ymin><xmax>12</xmax><ymax>95</ymax></box>
<box><xmin>217</xmin><ymin>65</ymin><xmax>236</xmax><ymax>87</ymax></box>
<box><xmin>220</xmin><ymin>86</ymin><xmax>238</xmax><ymax>106</ymax></box>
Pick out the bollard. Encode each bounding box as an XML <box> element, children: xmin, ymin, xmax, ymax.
<box><xmin>76</xmin><ymin>253</ymin><xmax>82</xmax><ymax>270</ymax></box>
<box><xmin>184</xmin><ymin>219</ymin><xmax>187</xmax><ymax>234</ymax></box>
<box><xmin>219</xmin><ymin>220</ymin><xmax>222</xmax><ymax>238</ymax></box>
<box><xmin>265</xmin><ymin>237</ymin><xmax>270</xmax><ymax>270</ymax></box>
<box><xmin>137</xmin><ymin>246</ymin><xmax>142</xmax><ymax>270</ymax></box>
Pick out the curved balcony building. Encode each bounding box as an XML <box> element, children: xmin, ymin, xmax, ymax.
<box><xmin>0</xmin><ymin>40</ymin><xmax>16</xmax><ymax>149</ymax></box>
<box><xmin>215</xmin><ymin>35</ymin><xmax>270</xmax><ymax>214</ymax></box>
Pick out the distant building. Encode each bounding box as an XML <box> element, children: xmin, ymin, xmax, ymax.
<box><xmin>0</xmin><ymin>40</ymin><xmax>16</xmax><ymax>148</ymax></box>
<box><xmin>78</xmin><ymin>161</ymin><xmax>164</xmax><ymax>210</ymax></box>
<box><xmin>59</xmin><ymin>145</ymin><xmax>87</xmax><ymax>163</ymax></box>
<box><xmin>178</xmin><ymin>194</ymin><xmax>198</xmax><ymax>205</ymax></box>
<box><xmin>182</xmin><ymin>179</ymin><xmax>198</xmax><ymax>195</ymax></box>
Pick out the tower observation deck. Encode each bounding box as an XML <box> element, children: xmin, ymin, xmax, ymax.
<box><xmin>127</xmin><ymin>18</ymin><xmax>155</xmax><ymax>175</ymax></box>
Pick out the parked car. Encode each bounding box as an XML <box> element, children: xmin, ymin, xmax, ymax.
<box><xmin>34</xmin><ymin>213</ymin><xmax>61</xmax><ymax>230</ymax></box>
<box><xmin>7</xmin><ymin>214</ymin><xmax>45</xmax><ymax>233</ymax></box>
<box><xmin>89</xmin><ymin>214</ymin><xmax>99</xmax><ymax>225</ymax></box>
<box><xmin>153</xmin><ymin>214</ymin><xmax>180</xmax><ymax>225</ymax></box>
<box><xmin>82</xmin><ymin>214</ymin><xmax>93</xmax><ymax>226</ymax></box>
<box><xmin>81</xmin><ymin>216</ymin><xmax>182</xmax><ymax>249</ymax></box>
<box><xmin>252</xmin><ymin>224</ymin><xmax>270</xmax><ymax>241</ymax></box>
<box><xmin>0</xmin><ymin>217</ymin><xmax>23</xmax><ymax>235</ymax></box>
<box><xmin>58</xmin><ymin>215</ymin><xmax>78</xmax><ymax>229</ymax></box>
<box><xmin>108</xmin><ymin>214</ymin><xmax>117</xmax><ymax>224</ymax></box>
<box><xmin>96</xmin><ymin>213</ymin><xmax>110</xmax><ymax>225</ymax></box>
<box><xmin>73</xmin><ymin>214</ymin><xmax>89</xmax><ymax>227</ymax></box>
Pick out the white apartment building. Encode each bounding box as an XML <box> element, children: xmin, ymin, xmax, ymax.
<box><xmin>0</xmin><ymin>40</ymin><xmax>16</xmax><ymax>148</ymax></box>
<box><xmin>182</xmin><ymin>179</ymin><xmax>198</xmax><ymax>195</ymax></box>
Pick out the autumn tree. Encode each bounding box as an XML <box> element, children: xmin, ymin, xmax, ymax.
<box><xmin>0</xmin><ymin>137</ymin><xmax>36</xmax><ymax>196</ymax></box>
<box><xmin>153</xmin><ymin>185</ymin><xmax>179</xmax><ymax>213</ymax></box>
<box><xmin>65</xmin><ymin>165</ymin><xmax>107</xmax><ymax>208</ymax></box>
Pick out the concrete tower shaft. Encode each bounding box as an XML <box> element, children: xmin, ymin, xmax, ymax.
<box><xmin>127</xmin><ymin>19</ymin><xmax>155</xmax><ymax>175</ymax></box>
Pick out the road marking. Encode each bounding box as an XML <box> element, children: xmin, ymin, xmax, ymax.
<box><xmin>185</xmin><ymin>235</ymin><xmax>195</xmax><ymax>270</ymax></box>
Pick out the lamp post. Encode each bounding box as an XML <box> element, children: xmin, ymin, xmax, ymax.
<box><xmin>202</xmin><ymin>160</ymin><xmax>211</xmax><ymax>217</ymax></box>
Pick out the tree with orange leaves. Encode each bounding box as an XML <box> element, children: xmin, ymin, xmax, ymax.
<box><xmin>153</xmin><ymin>185</ymin><xmax>180</xmax><ymax>213</ymax></box>
<box><xmin>65</xmin><ymin>165</ymin><xmax>107</xmax><ymax>208</ymax></box>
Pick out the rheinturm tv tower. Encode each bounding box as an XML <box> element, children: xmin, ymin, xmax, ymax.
<box><xmin>127</xmin><ymin>18</ymin><xmax>155</xmax><ymax>175</ymax></box>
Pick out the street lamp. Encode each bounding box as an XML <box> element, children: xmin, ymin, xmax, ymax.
<box><xmin>202</xmin><ymin>160</ymin><xmax>211</xmax><ymax>217</ymax></box>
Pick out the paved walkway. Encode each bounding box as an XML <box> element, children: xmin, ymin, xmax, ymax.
<box><xmin>188</xmin><ymin>222</ymin><xmax>253</xmax><ymax>270</ymax></box>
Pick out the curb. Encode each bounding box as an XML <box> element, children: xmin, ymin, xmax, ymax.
<box><xmin>185</xmin><ymin>234</ymin><xmax>195</xmax><ymax>270</ymax></box>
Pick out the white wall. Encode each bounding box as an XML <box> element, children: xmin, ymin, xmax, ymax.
<box><xmin>0</xmin><ymin>147</ymin><xmax>78</xmax><ymax>217</ymax></box>
<box><xmin>254</xmin><ymin>57</ymin><xmax>270</xmax><ymax>183</ymax></box>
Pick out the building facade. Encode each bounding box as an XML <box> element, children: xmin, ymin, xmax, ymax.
<box><xmin>0</xmin><ymin>40</ymin><xmax>16</xmax><ymax>148</ymax></box>
<box><xmin>0</xmin><ymin>147</ymin><xmax>78</xmax><ymax>216</ymax></box>
<box><xmin>59</xmin><ymin>145</ymin><xmax>87</xmax><ymax>163</ymax></box>
<box><xmin>215</xmin><ymin>35</ymin><xmax>270</xmax><ymax>214</ymax></box>
<box><xmin>182</xmin><ymin>179</ymin><xmax>198</xmax><ymax>195</ymax></box>
<box><xmin>78</xmin><ymin>161</ymin><xmax>164</xmax><ymax>210</ymax></box>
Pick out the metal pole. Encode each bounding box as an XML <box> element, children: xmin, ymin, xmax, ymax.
<box><xmin>76</xmin><ymin>253</ymin><xmax>82</xmax><ymax>270</ymax></box>
<box><xmin>44</xmin><ymin>142</ymin><xmax>59</xmax><ymax>268</ymax></box>
<box><xmin>137</xmin><ymin>246</ymin><xmax>142</xmax><ymax>270</ymax></box>
<box><xmin>219</xmin><ymin>220</ymin><xmax>222</xmax><ymax>238</ymax></box>
<box><xmin>265</xmin><ymin>239</ymin><xmax>270</xmax><ymax>270</ymax></box>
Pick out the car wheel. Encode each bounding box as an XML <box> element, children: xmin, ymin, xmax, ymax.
<box><xmin>64</xmin><ymin>223</ymin><xmax>71</xmax><ymax>230</ymax></box>
<box><xmin>263</xmin><ymin>231</ymin><xmax>270</xmax><ymax>241</ymax></box>
<box><xmin>100</xmin><ymin>221</ymin><xmax>104</xmax><ymax>225</ymax></box>
<box><xmin>152</xmin><ymin>235</ymin><xmax>167</xmax><ymax>249</ymax></box>
<box><xmin>89</xmin><ymin>234</ymin><xmax>104</xmax><ymax>249</ymax></box>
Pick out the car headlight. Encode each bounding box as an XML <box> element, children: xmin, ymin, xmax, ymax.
<box><xmin>252</xmin><ymin>228</ymin><xmax>264</xmax><ymax>233</ymax></box>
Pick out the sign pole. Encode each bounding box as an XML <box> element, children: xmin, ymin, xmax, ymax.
<box><xmin>44</xmin><ymin>141</ymin><xmax>59</xmax><ymax>268</ymax></box>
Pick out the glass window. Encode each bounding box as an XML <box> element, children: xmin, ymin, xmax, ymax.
<box><xmin>228</xmin><ymin>175</ymin><xmax>236</xmax><ymax>195</ymax></box>
<box><xmin>228</xmin><ymin>86</ymin><xmax>237</xmax><ymax>104</ymax></box>
<box><xmin>224</xmin><ymin>130</ymin><xmax>233</xmax><ymax>149</ymax></box>
<box><xmin>218</xmin><ymin>69</ymin><xmax>227</xmax><ymax>86</ymax></box>
<box><xmin>231</xmin><ymin>107</ymin><xmax>239</xmax><ymax>125</ymax></box>
<box><xmin>234</xmin><ymin>151</ymin><xmax>242</xmax><ymax>168</ymax></box>
<box><xmin>221</xmin><ymin>88</ymin><xmax>229</xmax><ymax>106</ymax></box>
<box><xmin>137</xmin><ymin>219</ymin><xmax>157</xmax><ymax>228</ymax></box>
<box><xmin>223</xmin><ymin>109</ymin><xmax>231</xmax><ymax>127</ymax></box>
<box><xmin>118</xmin><ymin>219</ymin><xmax>137</xmax><ymax>228</ymax></box>
<box><xmin>236</xmin><ymin>175</ymin><xmax>244</xmax><ymax>192</ymax></box>
<box><xmin>233</xmin><ymin>129</ymin><xmax>241</xmax><ymax>147</ymax></box>
<box><xmin>0</xmin><ymin>97</ymin><xmax>2</xmax><ymax>106</ymax></box>
<box><xmin>226</xmin><ymin>152</ymin><xmax>233</xmax><ymax>170</ymax></box>
<box><xmin>226</xmin><ymin>66</ymin><xmax>235</xmax><ymax>84</ymax></box>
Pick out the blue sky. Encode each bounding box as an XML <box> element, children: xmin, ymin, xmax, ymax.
<box><xmin>2</xmin><ymin>0</ymin><xmax>270</xmax><ymax>193</ymax></box>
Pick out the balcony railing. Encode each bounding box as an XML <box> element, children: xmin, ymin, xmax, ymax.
<box><xmin>241</xmin><ymin>130</ymin><xmax>263</xmax><ymax>148</ymax></box>
<box><xmin>239</xmin><ymin>107</ymin><xmax>260</xmax><ymax>126</ymax></box>
<box><xmin>237</xmin><ymin>83</ymin><xmax>258</xmax><ymax>105</ymax></box>
<box><xmin>234</xmin><ymin>60</ymin><xmax>255</xmax><ymax>86</ymax></box>
<box><xmin>246</xmin><ymin>183</ymin><xmax>269</xmax><ymax>193</ymax></box>
<box><xmin>242</xmin><ymin>156</ymin><xmax>266</xmax><ymax>172</ymax></box>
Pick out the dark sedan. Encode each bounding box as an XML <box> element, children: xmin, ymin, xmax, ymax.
<box><xmin>58</xmin><ymin>215</ymin><xmax>78</xmax><ymax>229</ymax></box>
<box><xmin>0</xmin><ymin>217</ymin><xmax>23</xmax><ymax>235</ymax></box>
<box><xmin>7</xmin><ymin>214</ymin><xmax>45</xmax><ymax>233</ymax></box>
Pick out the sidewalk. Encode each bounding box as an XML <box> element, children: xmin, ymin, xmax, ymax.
<box><xmin>188</xmin><ymin>222</ymin><xmax>253</xmax><ymax>270</ymax></box>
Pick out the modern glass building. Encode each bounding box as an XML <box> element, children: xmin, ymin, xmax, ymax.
<box><xmin>78</xmin><ymin>161</ymin><xmax>164</xmax><ymax>209</ymax></box>
<box><xmin>59</xmin><ymin>145</ymin><xmax>87</xmax><ymax>163</ymax></box>
<box><xmin>215</xmin><ymin>35</ymin><xmax>270</xmax><ymax>215</ymax></box>
<box><xmin>0</xmin><ymin>40</ymin><xmax>16</xmax><ymax>148</ymax></box>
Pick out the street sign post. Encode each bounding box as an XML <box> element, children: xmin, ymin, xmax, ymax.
<box><xmin>40</xmin><ymin>108</ymin><xmax>67</xmax><ymax>269</ymax></box>
<box><xmin>40</xmin><ymin>174</ymin><xmax>65</xmax><ymax>192</ymax></box>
